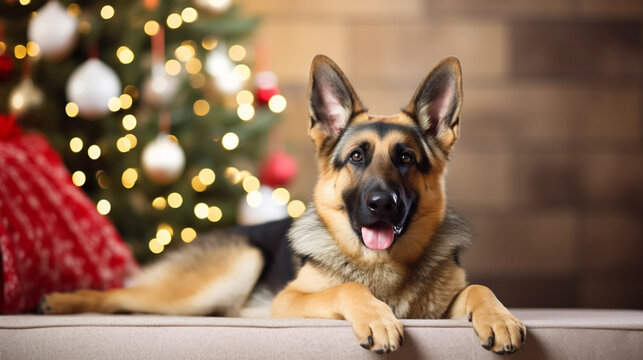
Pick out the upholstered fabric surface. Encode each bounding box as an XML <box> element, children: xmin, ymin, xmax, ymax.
<box><xmin>1</xmin><ymin>309</ymin><xmax>641</xmax><ymax>359</ymax></box>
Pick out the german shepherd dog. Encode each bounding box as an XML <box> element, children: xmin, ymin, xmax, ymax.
<box><xmin>41</xmin><ymin>55</ymin><xmax>525</xmax><ymax>355</ymax></box>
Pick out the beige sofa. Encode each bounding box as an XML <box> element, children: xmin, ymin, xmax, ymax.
<box><xmin>1</xmin><ymin>309</ymin><xmax>642</xmax><ymax>359</ymax></box>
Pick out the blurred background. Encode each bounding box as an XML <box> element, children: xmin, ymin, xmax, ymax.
<box><xmin>0</xmin><ymin>0</ymin><xmax>641</xmax><ymax>311</ymax></box>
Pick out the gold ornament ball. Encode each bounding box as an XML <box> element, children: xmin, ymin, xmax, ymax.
<box><xmin>9</xmin><ymin>78</ymin><xmax>43</xmax><ymax>117</ymax></box>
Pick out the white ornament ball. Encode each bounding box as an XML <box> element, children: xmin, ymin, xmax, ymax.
<box><xmin>214</xmin><ymin>71</ymin><xmax>243</xmax><ymax>94</ymax></box>
<box><xmin>206</xmin><ymin>48</ymin><xmax>243</xmax><ymax>94</ymax></box>
<box><xmin>238</xmin><ymin>186</ymin><xmax>288</xmax><ymax>225</ymax></box>
<box><xmin>205</xmin><ymin>47</ymin><xmax>234</xmax><ymax>78</ymax></box>
<box><xmin>195</xmin><ymin>0</ymin><xmax>232</xmax><ymax>13</ymax></box>
<box><xmin>255</xmin><ymin>71</ymin><xmax>278</xmax><ymax>89</ymax></box>
<box><xmin>66</xmin><ymin>59</ymin><xmax>121</xmax><ymax>119</ymax></box>
<box><xmin>8</xmin><ymin>78</ymin><xmax>44</xmax><ymax>117</ymax></box>
<box><xmin>27</xmin><ymin>1</ymin><xmax>78</xmax><ymax>61</ymax></box>
<box><xmin>142</xmin><ymin>62</ymin><xmax>180</xmax><ymax>107</ymax></box>
<box><xmin>141</xmin><ymin>135</ymin><xmax>186</xmax><ymax>185</ymax></box>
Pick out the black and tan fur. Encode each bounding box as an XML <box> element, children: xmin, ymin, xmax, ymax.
<box><xmin>41</xmin><ymin>55</ymin><xmax>525</xmax><ymax>355</ymax></box>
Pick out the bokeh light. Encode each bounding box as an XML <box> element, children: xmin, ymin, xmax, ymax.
<box><xmin>242</xmin><ymin>176</ymin><xmax>260</xmax><ymax>193</ymax></box>
<box><xmin>144</xmin><ymin>20</ymin><xmax>160</xmax><ymax>36</ymax></box>
<box><xmin>87</xmin><ymin>145</ymin><xmax>101</xmax><ymax>160</ymax></box>
<box><xmin>181</xmin><ymin>7</ymin><xmax>198</xmax><ymax>23</ymax></box>
<box><xmin>208</xmin><ymin>206</ymin><xmax>222</xmax><ymax>222</ymax></box>
<box><xmin>287</xmin><ymin>200</ymin><xmax>306</xmax><ymax>218</ymax></box>
<box><xmin>97</xmin><ymin>199</ymin><xmax>111</xmax><ymax>215</ymax></box>
<box><xmin>117</xmin><ymin>46</ymin><xmax>134</xmax><ymax>64</ymax></box>
<box><xmin>121</xmin><ymin>168</ymin><xmax>138</xmax><ymax>189</ymax></box>
<box><xmin>272</xmin><ymin>187</ymin><xmax>290</xmax><ymax>205</ymax></box>
<box><xmin>72</xmin><ymin>171</ymin><xmax>86</xmax><ymax>187</ymax></box>
<box><xmin>237</xmin><ymin>103</ymin><xmax>254</xmax><ymax>121</ymax></box>
<box><xmin>149</xmin><ymin>238</ymin><xmax>164</xmax><ymax>254</ymax></box>
<box><xmin>181</xmin><ymin>227</ymin><xmax>197</xmax><ymax>243</ymax></box>
<box><xmin>198</xmin><ymin>168</ymin><xmax>216</xmax><ymax>185</ymax></box>
<box><xmin>152</xmin><ymin>196</ymin><xmax>167</xmax><ymax>210</ymax></box>
<box><xmin>194</xmin><ymin>202</ymin><xmax>209</xmax><ymax>219</ymax></box>
<box><xmin>193</xmin><ymin>99</ymin><xmax>210</xmax><ymax>116</ymax></box>
<box><xmin>69</xmin><ymin>137</ymin><xmax>83</xmax><ymax>153</ymax></box>
<box><xmin>166</xmin><ymin>13</ymin><xmax>182</xmax><ymax>29</ymax></box>
<box><xmin>100</xmin><ymin>5</ymin><xmax>114</xmax><ymax>20</ymax></box>
<box><xmin>228</xmin><ymin>45</ymin><xmax>246</xmax><ymax>61</ymax></box>
<box><xmin>221</xmin><ymin>132</ymin><xmax>239</xmax><ymax>150</ymax></box>
<box><xmin>268</xmin><ymin>95</ymin><xmax>287</xmax><ymax>113</ymax></box>
<box><xmin>122</xmin><ymin>114</ymin><xmax>137</xmax><ymax>130</ymax></box>
<box><xmin>167</xmin><ymin>192</ymin><xmax>183</xmax><ymax>208</ymax></box>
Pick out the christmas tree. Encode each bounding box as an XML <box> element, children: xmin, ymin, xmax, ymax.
<box><xmin>0</xmin><ymin>0</ymin><xmax>303</xmax><ymax>262</ymax></box>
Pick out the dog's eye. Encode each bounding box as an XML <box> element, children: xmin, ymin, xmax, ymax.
<box><xmin>350</xmin><ymin>150</ymin><xmax>364</xmax><ymax>162</ymax></box>
<box><xmin>400</xmin><ymin>152</ymin><xmax>413</xmax><ymax>164</ymax></box>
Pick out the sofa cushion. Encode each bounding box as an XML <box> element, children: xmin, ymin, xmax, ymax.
<box><xmin>1</xmin><ymin>309</ymin><xmax>641</xmax><ymax>359</ymax></box>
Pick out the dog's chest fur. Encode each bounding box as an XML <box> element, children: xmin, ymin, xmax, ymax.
<box><xmin>288</xmin><ymin>206</ymin><xmax>472</xmax><ymax>319</ymax></box>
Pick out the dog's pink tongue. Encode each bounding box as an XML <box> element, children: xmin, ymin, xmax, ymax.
<box><xmin>361</xmin><ymin>224</ymin><xmax>395</xmax><ymax>250</ymax></box>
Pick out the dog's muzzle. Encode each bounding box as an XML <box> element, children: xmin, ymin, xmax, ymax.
<box><xmin>354</xmin><ymin>183</ymin><xmax>409</xmax><ymax>250</ymax></box>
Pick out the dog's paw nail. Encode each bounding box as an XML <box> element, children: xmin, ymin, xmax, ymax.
<box><xmin>399</xmin><ymin>335</ymin><xmax>403</xmax><ymax>346</ymax></box>
<box><xmin>374</xmin><ymin>349</ymin><xmax>384</xmax><ymax>355</ymax></box>
<box><xmin>360</xmin><ymin>342</ymin><xmax>370</xmax><ymax>350</ymax></box>
<box><xmin>468</xmin><ymin>312</ymin><xmax>472</xmax><ymax>322</ymax></box>
<box><xmin>482</xmin><ymin>344</ymin><xmax>492</xmax><ymax>350</ymax></box>
<box><xmin>368</xmin><ymin>336</ymin><xmax>374</xmax><ymax>346</ymax></box>
<box><xmin>494</xmin><ymin>350</ymin><xmax>506</xmax><ymax>355</ymax></box>
<box><xmin>504</xmin><ymin>344</ymin><xmax>516</xmax><ymax>353</ymax></box>
<box><xmin>488</xmin><ymin>336</ymin><xmax>495</xmax><ymax>348</ymax></box>
<box><xmin>520</xmin><ymin>328</ymin><xmax>526</xmax><ymax>343</ymax></box>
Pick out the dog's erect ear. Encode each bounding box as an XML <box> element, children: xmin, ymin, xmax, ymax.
<box><xmin>406</xmin><ymin>57</ymin><xmax>463</xmax><ymax>150</ymax></box>
<box><xmin>308</xmin><ymin>55</ymin><xmax>364</xmax><ymax>139</ymax></box>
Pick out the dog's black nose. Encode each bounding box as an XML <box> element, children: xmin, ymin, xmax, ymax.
<box><xmin>366</xmin><ymin>190</ymin><xmax>398</xmax><ymax>217</ymax></box>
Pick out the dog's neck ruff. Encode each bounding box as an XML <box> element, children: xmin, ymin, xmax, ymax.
<box><xmin>287</xmin><ymin>204</ymin><xmax>473</xmax><ymax>310</ymax></box>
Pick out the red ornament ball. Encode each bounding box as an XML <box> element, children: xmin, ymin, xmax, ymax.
<box><xmin>259</xmin><ymin>151</ymin><xmax>298</xmax><ymax>187</ymax></box>
<box><xmin>0</xmin><ymin>53</ymin><xmax>14</xmax><ymax>81</ymax></box>
<box><xmin>254</xmin><ymin>71</ymin><xmax>280</xmax><ymax>105</ymax></box>
<box><xmin>255</xmin><ymin>87</ymin><xmax>280</xmax><ymax>105</ymax></box>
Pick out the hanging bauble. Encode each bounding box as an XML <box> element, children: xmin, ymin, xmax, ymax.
<box><xmin>27</xmin><ymin>1</ymin><xmax>78</xmax><ymax>61</ymax></box>
<box><xmin>66</xmin><ymin>59</ymin><xmax>121</xmax><ymax>119</ymax></box>
<box><xmin>8</xmin><ymin>78</ymin><xmax>44</xmax><ymax>118</ymax></box>
<box><xmin>205</xmin><ymin>47</ymin><xmax>233</xmax><ymax>78</ymax></box>
<box><xmin>142</xmin><ymin>62</ymin><xmax>180</xmax><ymax>107</ymax></box>
<box><xmin>141</xmin><ymin>134</ymin><xmax>186</xmax><ymax>185</ymax></box>
<box><xmin>259</xmin><ymin>150</ymin><xmax>298</xmax><ymax>187</ymax></box>
<box><xmin>255</xmin><ymin>71</ymin><xmax>280</xmax><ymax>105</ymax></box>
<box><xmin>206</xmin><ymin>46</ymin><xmax>243</xmax><ymax>95</ymax></box>
<box><xmin>0</xmin><ymin>53</ymin><xmax>14</xmax><ymax>81</ymax></box>
<box><xmin>237</xmin><ymin>185</ymin><xmax>288</xmax><ymax>225</ymax></box>
<box><xmin>214</xmin><ymin>71</ymin><xmax>243</xmax><ymax>94</ymax></box>
<box><xmin>194</xmin><ymin>0</ymin><xmax>232</xmax><ymax>14</ymax></box>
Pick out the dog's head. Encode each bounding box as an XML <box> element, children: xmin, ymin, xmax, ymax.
<box><xmin>308</xmin><ymin>55</ymin><xmax>463</xmax><ymax>263</ymax></box>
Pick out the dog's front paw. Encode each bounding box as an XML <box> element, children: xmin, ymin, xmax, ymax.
<box><xmin>39</xmin><ymin>290</ymin><xmax>99</xmax><ymax>314</ymax></box>
<box><xmin>39</xmin><ymin>292</ymin><xmax>72</xmax><ymax>314</ymax></box>
<box><xmin>470</xmin><ymin>307</ymin><xmax>526</xmax><ymax>355</ymax></box>
<box><xmin>347</xmin><ymin>298</ymin><xmax>403</xmax><ymax>354</ymax></box>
